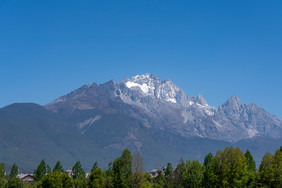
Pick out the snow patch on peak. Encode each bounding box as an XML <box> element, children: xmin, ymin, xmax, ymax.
<box><xmin>131</xmin><ymin>73</ymin><xmax>158</xmax><ymax>82</ymax></box>
<box><xmin>125</xmin><ymin>81</ymin><xmax>154</xmax><ymax>93</ymax></box>
<box><xmin>195</xmin><ymin>103</ymin><xmax>215</xmax><ymax>116</ymax></box>
<box><xmin>166</xmin><ymin>98</ymin><xmax>177</xmax><ymax>103</ymax></box>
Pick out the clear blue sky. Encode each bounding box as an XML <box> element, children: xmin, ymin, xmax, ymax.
<box><xmin>0</xmin><ymin>0</ymin><xmax>281</xmax><ymax>119</ymax></box>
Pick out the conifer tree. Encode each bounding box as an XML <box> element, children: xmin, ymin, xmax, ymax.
<box><xmin>47</xmin><ymin>165</ymin><xmax>51</xmax><ymax>174</ymax></box>
<box><xmin>244</xmin><ymin>150</ymin><xmax>256</xmax><ymax>187</ymax></box>
<box><xmin>273</xmin><ymin>149</ymin><xmax>282</xmax><ymax>187</ymax></box>
<box><xmin>173</xmin><ymin>158</ymin><xmax>185</xmax><ymax>186</ymax></box>
<box><xmin>245</xmin><ymin>150</ymin><xmax>256</xmax><ymax>172</ymax></box>
<box><xmin>88</xmin><ymin>168</ymin><xmax>105</xmax><ymax>188</ymax></box>
<box><xmin>212</xmin><ymin>147</ymin><xmax>249</xmax><ymax>187</ymax></box>
<box><xmin>0</xmin><ymin>163</ymin><xmax>6</xmax><ymax>178</ymax></box>
<box><xmin>34</xmin><ymin>159</ymin><xmax>47</xmax><ymax>181</ymax></box>
<box><xmin>154</xmin><ymin>170</ymin><xmax>165</xmax><ymax>187</ymax></box>
<box><xmin>72</xmin><ymin>161</ymin><xmax>85</xmax><ymax>179</ymax></box>
<box><xmin>258</xmin><ymin>152</ymin><xmax>274</xmax><ymax>187</ymax></box>
<box><xmin>53</xmin><ymin>161</ymin><xmax>64</xmax><ymax>172</ymax></box>
<box><xmin>9</xmin><ymin>163</ymin><xmax>18</xmax><ymax>178</ymax></box>
<box><xmin>91</xmin><ymin>161</ymin><xmax>98</xmax><ymax>173</ymax></box>
<box><xmin>164</xmin><ymin>162</ymin><xmax>173</xmax><ymax>186</ymax></box>
<box><xmin>112</xmin><ymin>148</ymin><xmax>132</xmax><ymax>187</ymax></box>
<box><xmin>203</xmin><ymin>152</ymin><xmax>214</xmax><ymax>187</ymax></box>
<box><xmin>183</xmin><ymin>160</ymin><xmax>203</xmax><ymax>187</ymax></box>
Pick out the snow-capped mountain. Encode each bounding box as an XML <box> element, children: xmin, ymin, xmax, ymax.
<box><xmin>1</xmin><ymin>73</ymin><xmax>282</xmax><ymax>171</ymax></box>
<box><xmin>45</xmin><ymin>73</ymin><xmax>282</xmax><ymax>142</ymax></box>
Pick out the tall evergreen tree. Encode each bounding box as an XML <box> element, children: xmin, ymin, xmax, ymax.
<box><xmin>154</xmin><ymin>170</ymin><xmax>165</xmax><ymax>187</ymax></box>
<box><xmin>41</xmin><ymin>171</ymin><xmax>73</xmax><ymax>188</ymax></box>
<box><xmin>258</xmin><ymin>152</ymin><xmax>275</xmax><ymax>187</ymax></box>
<box><xmin>212</xmin><ymin>147</ymin><xmax>249</xmax><ymax>187</ymax></box>
<box><xmin>244</xmin><ymin>150</ymin><xmax>256</xmax><ymax>187</ymax></box>
<box><xmin>173</xmin><ymin>158</ymin><xmax>185</xmax><ymax>187</ymax></box>
<box><xmin>72</xmin><ymin>161</ymin><xmax>85</xmax><ymax>179</ymax></box>
<box><xmin>183</xmin><ymin>160</ymin><xmax>203</xmax><ymax>187</ymax></box>
<box><xmin>164</xmin><ymin>162</ymin><xmax>173</xmax><ymax>187</ymax></box>
<box><xmin>105</xmin><ymin>162</ymin><xmax>114</xmax><ymax>188</ymax></box>
<box><xmin>202</xmin><ymin>152</ymin><xmax>214</xmax><ymax>188</ymax></box>
<box><xmin>245</xmin><ymin>150</ymin><xmax>256</xmax><ymax>172</ymax></box>
<box><xmin>46</xmin><ymin>164</ymin><xmax>51</xmax><ymax>174</ymax></box>
<box><xmin>9</xmin><ymin>163</ymin><xmax>18</xmax><ymax>178</ymax></box>
<box><xmin>112</xmin><ymin>148</ymin><xmax>132</xmax><ymax>188</ymax></box>
<box><xmin>273</xmin><ymin>149</ymin><xmax>282</xmax><ymax>187</ymax></box>
<box><xmin>53</xmin><ymin>161</ymin><xmax>64</xmax><ymax>172</ymax></box>
<box><xmin>7</xmin><ymin>177</ymin><xmax>23</xmax><ymax>188</ymax></box>
<box><xmin>91</xmin><ymin>161</ymin><xmax>98</xmax><ymax>173</ymax></box>
<box><xmin>0</xmin><ymin>163</ymin><xmax>6</xmax><ymax>178</ymax></box>
<box><xmin>34</xmin><ymin>159</ymin><xmax>47</xmax><ymax>181</ymax></box>
<box><xmin>0</xmin><ymin>162</ymin><xmax>7</xmax><ymax>188</ymax></box>
<box><xmin>88</xmin><ymin>168</ymin><xmax>105</xmax><ymax>188</ymax></box>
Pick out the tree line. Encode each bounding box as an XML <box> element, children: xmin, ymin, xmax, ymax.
<box><xmin>0</xmin><ymin>146</ymin><xmax>281</xmax><ymax>187</ymax></box>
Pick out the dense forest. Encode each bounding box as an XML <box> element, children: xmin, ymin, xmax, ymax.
<box><xmin>0</xmin><ymin>146</ymin><xmax>281</xmax><ymax>188</ymax></box>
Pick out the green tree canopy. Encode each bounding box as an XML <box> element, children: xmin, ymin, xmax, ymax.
<box><xmin>88</xmin><ymin>168</ymin><xmax>105</xmax><ymax>188</ymax></box>
<box><xmin>91</xmin><ymin>161</ymin><xmax>98</xmax><ymax>173</ymax></box>
<box><xmin>183</xmin><ymin>160</ymin><xmax>203</xmax><ymax>187</ymax></box>
<box><xmin>153</xmin><ymin>170</ymin><xmax>165</xmax><ymax>188</ymax></box>
<box><xmin>202</xmin><ymin>152</ymin><xmax>214</xmax><ymax>188</ymax></box>
<box><xmin>41</xmin><ymin>171</ymin><xmax>73</xmax><ymax>188</ymax></box>
<box><xmin>72</xmin><ymin>161</ymin><xmax>85</xmax><ymax>179</ymax></box>
<box><xmin>258</xmin><ymin>148</ymin><xmax>282</xmax><ymax>187</ymax></box>
<box><xmin>47</xmin><ymin>164</ymin><xmax>51</xmax><ymax>174</ymax></box>
<box><xmin>164</xmin><ymin>162</ymin><xmax>173</xmax><ymax>187</ymax></box>
<box><xmin>245</xmin><ymin>150</ymin><xmax>256</xmax><ymax>172</ymax></box>
<box><xmin>258</xmin><ymin>152</ymin><xmax>275</xmax><ymax>186</ymax></box>
<box><xmin>9</xmin><ymin>163</ymin><xmax>18</xmax><ymax>178</ymax></box>
<box><xmin>172</xmin><ymin>158</ymin><xmax>185</xmax><ymax>187</ymax></box>
<box><xmin>0</xmin><ymin>162</ymin><xmax>5</xmax><ymax>178</ymax></box>
<box><xmin>212</xmin><ymin>146</ymin><xmax>249</xmax><ymax>187</ymax></box>
<box><xmin>0</xmin><ymin>163</ymin><xmax>7</xmax><ymax>188</ymax></box>
<box><xmin>7</xmin><ymin>177</ymin><xmax>24</xmax><ymax>188</ymax></box>
<box><xmin>273</xmin><ymin>149</ymin><xmax>282</xmax><ymax>187</ymax></box>
<box><xmin>244</xmin><ymin>150</ymin><xmax>256</xmax><ymax>187</ymax></box>
<box><xmin>53</xmin><ymin>161</ymin><xmax>64</xmax><ymax>172</ymax></box>
<box><xmin>34</xmin><ymin>159</ymin><xmax>47</xmax><ymax>181</ymax></box>
<box><xmin>112</xmin><ymin>148</ymin><xmax>132</xmax><ymax>188</ymax></box>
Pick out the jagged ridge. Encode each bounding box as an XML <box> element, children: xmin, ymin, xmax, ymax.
<box><xmin>45</xmin><ymin>73</ymin><xmax>282</xmax><ymax>142</ymax></box>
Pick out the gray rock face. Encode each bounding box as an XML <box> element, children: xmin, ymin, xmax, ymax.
<box><xmin>45</xmin><ymin>73</ymin><xmax>282</xmax><ymax>142</ymax></box>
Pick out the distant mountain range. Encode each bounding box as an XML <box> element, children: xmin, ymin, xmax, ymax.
<box><xmin>0</xmin><ymin>74</ymin><xmax>281</xmax><ymax>172</ymax></box>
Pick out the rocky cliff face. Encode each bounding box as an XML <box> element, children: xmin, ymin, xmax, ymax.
<box><xmin>45</xmin><ymin>73</ymin><xmax>282</xmax><ymax>142</ymax></box>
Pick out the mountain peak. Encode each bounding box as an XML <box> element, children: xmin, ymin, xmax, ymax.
<box><xmin>44</xmin><ymin>74</ymin><xmax>282</xmax><ymax>143</ymax></box>
<box><xmin>120</xmin><ymin>74</ymin><xmax>185</xmax><ymax>104</ymax></box>
<box><xmin>226</xmin><ymin>94</ymin><xmax>242</xmax><ymax>106</ymax></box>
<box><xmin>217</xmin><ymin>94</ymin><xmax>243</xmax><ymax>118</ymax></box>
<box><xmin>128</xmin><ymin>73</ymin><xmax>160</xmax><ymax>82</ymax></box>
<box><xmin>196</xmin><ymin>94</ymin><xmax>207</xmax><ymax>106</ymax></box>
